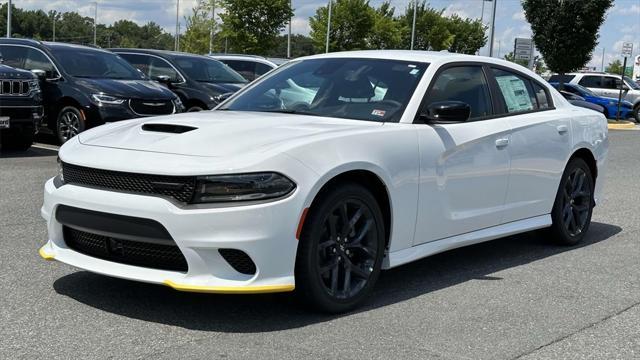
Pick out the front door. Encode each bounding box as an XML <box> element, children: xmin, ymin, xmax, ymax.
<box><xmin>413</xmin><ymin>65</ymin><xmax>512</xmax><ymax>245</ymax></box>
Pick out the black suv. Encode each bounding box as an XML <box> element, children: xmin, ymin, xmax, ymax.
<box><xmin>0</xmin><ymin>39</ymin><xmax>184</xmax><ymax>143</ymax></box>
<box><xmin>0</xmin><ymin>63</ymin><xmax>43</xmax><ymax>150</ymax></box>
<box><xmin>110</xmin><ymin>49</ymin><xmax>247</xmax><ymax>112</ymax></box>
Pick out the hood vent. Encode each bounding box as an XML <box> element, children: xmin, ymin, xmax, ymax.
<box><xmin>141</xmin><ymin>123</ymin><xmax>197</xmax><ymax>134</ymax></box>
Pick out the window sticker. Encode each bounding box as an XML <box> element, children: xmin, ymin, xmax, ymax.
<box><xmin>371</xmin><ymin>109</ymin><xmax>386</xmax><ymax>117</ymax></box>
<box><xmin>495</xmin><ymin>75</ymin><xmax>534</xmax><ymax>112</ymax></box>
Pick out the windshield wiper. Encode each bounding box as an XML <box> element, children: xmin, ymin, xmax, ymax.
<box><xmin>259</xmin><ymin>109</ymin><xmax>317</xmax><ymax>116</ymax></box>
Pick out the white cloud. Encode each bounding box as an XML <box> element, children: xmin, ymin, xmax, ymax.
<box><xmin>512</xmin><ymin>10</ymin><xmax>526</xmax><ymax>21</ymax></box>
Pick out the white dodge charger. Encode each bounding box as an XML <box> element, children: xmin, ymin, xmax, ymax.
<box><xmin>40</xmin><ymin>51</ymin><xmax>608</xmax><ymax>312</ymax></box>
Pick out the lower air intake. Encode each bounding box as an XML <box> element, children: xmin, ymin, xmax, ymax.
<box><xmin>218</xmin><ymin>249</ymin><xmax>257</xmax><ymax>275</ymax></box>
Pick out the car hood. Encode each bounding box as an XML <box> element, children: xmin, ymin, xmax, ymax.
<box><xmin>78</xmin><ymin>111</ymin><xmax>382</xmax><ymax>157</ymax></box>
<box><xmin>73</xmin><ymin>78</ymin><xmax>175</xmax><ymax>99</ymax></box>
<box><xmin>0</xmin><ymin>64</ymin><xmax>37</xmax><ymax>79</ymax></box>
<box><xmin>199</xmin><ymin>81</ymin><xmax>246</xmax><ymax>95</ymax></box>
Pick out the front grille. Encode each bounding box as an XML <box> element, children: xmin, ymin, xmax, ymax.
<box><xmin>129</xmin><ymin>99</ymin><xmax>174</xmax><ymax>116</ymax></box>
<box><xmin>0</xmin><ymin>80</ymin><xmax>30</xmax><ymax>96</ymax></box>
<box><xmin>62</xmin><ymin>162</ymin><xmax>197</xmax><ymax>203</ymax></box>
<box><xmin>64</xmin><ymin>227</ymin><xmax>188</xmax><ymax>272</ymax></box>
<box><xmin>219</xmin><ymin>249</ymin><xmax>257</xmax><ymax>275</ymax></box>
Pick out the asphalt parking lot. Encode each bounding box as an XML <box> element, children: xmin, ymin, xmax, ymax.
<box><xmin>1</xmin><ymin>129</ymin><xmax>639</xmax><ymax>360</ymax></box>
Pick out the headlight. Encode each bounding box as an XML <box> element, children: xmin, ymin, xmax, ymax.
<box><xmin>28</xmin><ymin>79</ymin><xmax>40</xmax><ymax>92</ymax></box>
<box><xmin>54</xmin><ymin>157</ymin><xmax>65</xmax><ymax>188</ymax></box>
<box><xmin>191</xmin><ymin>172</ymin><xmax>296</xmax><ymax>203</ymax></box>
<box><xmin>91</xmin><ymin>93</ymin><xmax>126</xmax><ymax>105</ymax></box>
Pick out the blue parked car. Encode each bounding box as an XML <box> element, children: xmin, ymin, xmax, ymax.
<box><xmin>549</xmin><ymin>82</ymin><xmax>634</xmax><ymax>119</ymax></box>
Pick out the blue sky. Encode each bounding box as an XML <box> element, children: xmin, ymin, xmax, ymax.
<box><xmin>11</xmin><ymin>0</ymin><xmax>640</xmax><ymax>68</ymax></box>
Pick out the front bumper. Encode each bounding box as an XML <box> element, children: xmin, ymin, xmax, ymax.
<box><xmin>40</xmin><ymin>178</ymin><xmax>302</xmax><ymax>293</ymax></box>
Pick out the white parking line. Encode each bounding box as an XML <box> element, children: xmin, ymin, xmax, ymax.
<box><xmin>33</xmin><ymin>143</ymin><xmax>60</xmax><ymax>151</ymax></box>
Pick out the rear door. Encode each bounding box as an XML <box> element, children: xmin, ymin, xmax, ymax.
<box><xmin>578</xmin><ymin>75</ymin><xmax>610</xmax><ymax>98</ymax></box>
<box><xmin>490</xmin><ymin>66</ymin><xmax>572</xmax><ymax>222</ymax></box>
<box><xmin>413</xmin><ymin>64</ymin><xmax>512</xmax><ymax>244</ymax></box>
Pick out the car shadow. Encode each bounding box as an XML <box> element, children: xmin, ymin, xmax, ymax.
<box><xmin>52</xmin><ymin>221</ymin><xmax>621</xmax><ymax>333</ymax></box>
<box><xmin>0</xmin><ymin>146</ymin><xmax>58</xmax><ymax>158</ymax></box>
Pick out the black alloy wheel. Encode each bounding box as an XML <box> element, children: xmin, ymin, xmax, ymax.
<box><xmin>57</xmin><ymin>106</ymin><xmax>85</xmax><ymax>144</ymax></box>
<box><xmin>549</xmin><ymin>158</ymin><xmax>594</xmax><ymax>245</ymax></box>
<box><xmin>296</xmin><ymin>183</ymin><xmax>385</xmax><ymax>313</ymax></box>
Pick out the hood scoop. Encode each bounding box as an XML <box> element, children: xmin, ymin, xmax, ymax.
<box><xmin>141</xmin><ymin>123</ymin><xmax>197</xmax><ymax>134</ymax></box>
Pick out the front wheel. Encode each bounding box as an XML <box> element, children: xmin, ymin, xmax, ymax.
<box><xmin>633</xmin><ymin>105</ymin><xmax>640</xmax><ymax>123</ymax></box>
<box><xmin>57</xmin><ymin>106</ymin><xmax>85</xmax><ymax>144</ymax></box>
<box><xmin>549</xmin><ymin>158</ymin><xmax>595</xmax><ymax>245</ymax></box>
<box><xmin>295</xmin><ymin>183</ymin><xmax>385</xmax><ymax>313</ymax></box>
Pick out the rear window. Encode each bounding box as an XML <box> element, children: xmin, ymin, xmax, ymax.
<box><xmin>548</xmin><ymin>74</ymin><xmax>576</xmax><ymax>83</ymax></box>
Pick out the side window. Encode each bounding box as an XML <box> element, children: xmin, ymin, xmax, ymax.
<box><xmin>601</xmin><ymin>76</ymin><xmax>621</xmax><ymax>90</ymax></box>
<box><xmin>148</xmin><ymin>57</ymin><xmax>181</xmax><ymax>82</ymax></box>
<box><xmin>118</xmin><ymin>53</ymin><xmax>150</xmax><ymax>76</ymax></box>
<box><xmin>578</xmin><ymin>76</ymin><xmax>602</xmax><ymax>88</ymax></box>
<box><xmin>0</xmin><ymin>45</ymin><xmax>28</xmax><ymax>69</ymax></box>
<box><xmin>255</xmin><ymin>63</ymin><xmax>273</xmax><ymax>77</ymax></box>
<box><xmin>426</xmin><ymin>66</ymin><xmax>492</xmax><ymax>119</ymax></box>
<box><xmin>224</xmin><ymin>60</ymin><xmax>256</xmax><ymax>81</ymax></box>
<box><xmin>24</xmin><ymin>48</ymin><xmax>57</xmax><ymax>77</ymax></box>
<box><xmin>492</xmin><ymin>68</ymin><xmax>537</xmax><ymax>113</ymax></box>
<box><xmin>533</xmin><ymin>83</ymin><xmax>551</xmax><ymax>109</ymax></box>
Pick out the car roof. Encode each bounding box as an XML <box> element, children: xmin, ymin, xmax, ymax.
<box><xmin>0</xmin><ymin>38</ymin><xmax>112</xmax><ymax>53</ymax></box>
<box><xmin>109</xmin><ymin>48</ymin><xmax>216</xmax><ymax>61</ymax></box>
<box><xmin>208</xmin><ymin>54</ymin><xmax>277</xmax><ymax>66</ymax></box>
<box><xmin>298</xmin><ymin>50</ymin><xmax>519</xmax><ymax>67</ymax></box>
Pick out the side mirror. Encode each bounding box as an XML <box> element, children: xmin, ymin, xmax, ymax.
<box><xmin>214</xmin><ymin>92</ymin><xmax>234</xmax><ymax>103</ymax></box>
<box><xmin>154</xmin><ymin>75</ymin><xmax>173</xmax><ymax>85</ymax></box>
<box><xmin>421</xmin><ymin>101</ymin><xmax>471</xmax><ymax>123</ymax></box>
<box><xmin>31</xmin><ymin>69</ymin><xmax>46</xmax><ymax>80</ymax></box>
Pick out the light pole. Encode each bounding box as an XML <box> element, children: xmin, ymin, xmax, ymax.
<box><xmin>209</xmin><ymin>0</ymin><xmax>215</xmax><ymax>54</ymax></box>
<box><xmin>175</xmin><ymin>0</ymin><xmax>180</xmax><ymax>51</ymax></box>
<box><xmin>410</xmin><ymin>0</ymin><xmax>417</xmax><ymax>50</ymax></box>
<box><xmin>52</xmin><ymin>13</ymin><xmax>56</xmax><ymax>41</ymax></box>
<box><xmin>601</xmin><ymin>47</ymin><xmax>605</xmax><ymax>72</ymax></box>
<box><xmin>92</xmin><ymin>2</ymin><xmax>98</xmax><ymax>46</ymax></box>
<box><xmin>287</xmin><ymin>0</ymin><xmax>292</xmax><ymax>58</ymax></box>
<box><xmin>325</xmin><ymin>0</ymin><xmax>332</xmax><ymax>53</ymax></box>
<box><xmin>488</xmin><ymin>0</ymin><xmax>497</xmax><ymax>57</ymax></box>
<box><xmin>6</xmin><ymin>0</ymin><xmax>12</xmax><ymax>38</ymax></box>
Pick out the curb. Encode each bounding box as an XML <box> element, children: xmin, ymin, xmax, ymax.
<box><xmin>608</xmin><ymin>121</ymin><xmax>637</xmax><ymax>130</ymax></box>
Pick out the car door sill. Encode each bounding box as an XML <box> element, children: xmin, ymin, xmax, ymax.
<box><xmin>383</xmin><ymin>214</ymin><xmax>551</xmax><ymax>269</ymax></box>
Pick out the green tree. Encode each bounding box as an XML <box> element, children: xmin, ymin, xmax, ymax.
<box><xmin>522</xmin><ymin>0</ymin><xmax>613</xmax><ymax>86</ymax></box>
<box><xmin>369</xmin><ymin>2</ymin><xmax>402</xmax><ymax>50</ymax></box>
<box><xmin>309</xmin><ymin>0</ymin><xmax>376</xmax><ymax>52</ymax></box>
<box><xmin>399</xmin><ymin>2</ymin><xmax>453</xmax><ymax>51</ymax></box>
<box><xmin>219</xmin><ymin>0</ymin><xmax>292</xmax><ymax>54</ymax></box>
<box><xmin>605</xmin><ymin>59</ymin><xmax>623</xmax><ymax>74</ymax></box>
<box><xmin>182</xmin><ymin>0</ymin><xmax>216</xmax><ymax>54</ymax></box>
<box><xmin>266</xmin><ymin>34</ymin><xmax>316</xmax><ymax>58</ymax></box>
<box><xmin>447</xmin><ymin>15</ymin><xmax>486</xmax><ymax>54</ymax></box>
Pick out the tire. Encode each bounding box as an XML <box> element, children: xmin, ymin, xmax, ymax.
<box><xmin>549</xmin><ymin>158</ymin><xmax>595</xmax><ymax>246</ymax></box>
<box><xmin>633</xmin><ymin>105</ymin><xmax>640</xmax><ymax>123</ymax></box>
<box><xmin>295</xmin><ymin>182</ymin><xmax>385</xmax><ymax>313</ymax></box>
<box><xmin>187</xmin><ymin>106</ymin><xmax>204</xmax><ymax>112</ymax></box>
<box><xmin>0</xmin><ymin>128</ymin><xmax>34</xmax><ymax>151</ymax></box>
<box><xmin>57</xmin><ymin>106</ymin><xmax>85</xmax><ymax>144</ymax></box>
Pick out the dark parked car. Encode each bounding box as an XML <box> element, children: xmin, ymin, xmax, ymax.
<box><xmin>111</xmin><ymin>49</ymin><xmax>247</xmax><ymax>112</ymax></box>
<box><xmin>0</xmin><ymin>39</ymin><xmax>184</xmax><ymax>143</ymax></box>
<box><xmin>0</xmin><ymin>63</ymin><xmax>43</xmax><ymax>150</ymax></box>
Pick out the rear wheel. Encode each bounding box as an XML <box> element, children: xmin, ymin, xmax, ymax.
<box><xmin>549</xmin><ymin>158</ymin><xmax>595</xmax><ymax>245</ymax></box>
<box><xmin>187</xmin><ymin>106</ymin><xmax>204</xmax><ymax>112</ymax></box>
<box><xmin>57</xmin><ymin>106</ymin><xmax>85</xmax><ymax>144</ymax></box>
<box><xmin>295</xmin><ymin>183</ymin><xmax>385</xmax><ymax>313</ymax></box>
<box><xmin>633</xmin><ymin>105</ymin><xmax>640</xmax><ymax>123</ymax></box>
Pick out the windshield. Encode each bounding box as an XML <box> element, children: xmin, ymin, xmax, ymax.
<box><xmin>220</xmin><ymin>58</ymin><xmax>428</xmax><ymax>123</ymax></box>
<box><xmin>624</xmin><ymin>76</ymin><xmax>640</xmax><ymax>90</ymax></box>
<box><xmin>173</xmin><ymin>56</ymin><xmax>247</xmax><ymax>84</ymax></box>
<box><xmin>50</xmin><ymin>48</ymin><xmax>145</xmax><ymax>80</ymax></box>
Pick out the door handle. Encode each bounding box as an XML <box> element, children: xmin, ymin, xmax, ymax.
<box><xmin>557</xmin><ymin>125</ymin><xmax>568</xmax><ymax>134</ymax></box>
<box><xmin>495</xmin><ymin>138</ymin><xmax>509</xmax><ymax>148</ymax></box>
